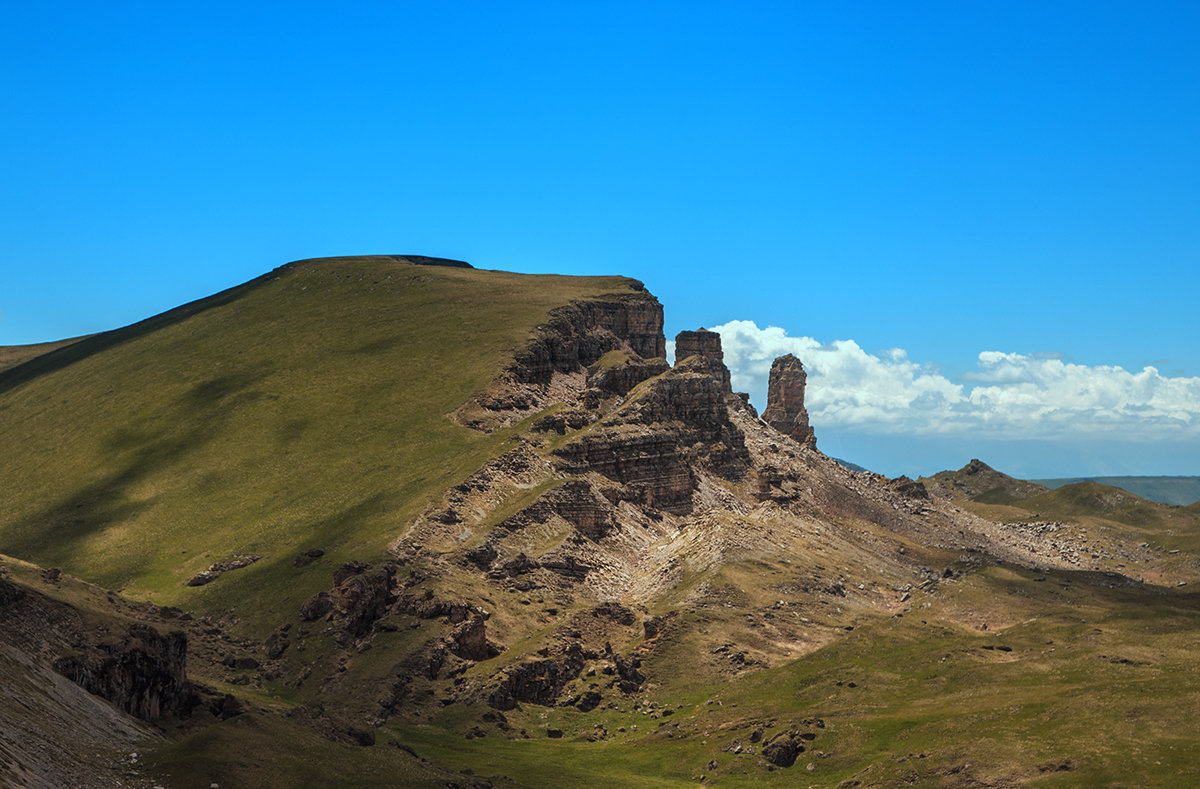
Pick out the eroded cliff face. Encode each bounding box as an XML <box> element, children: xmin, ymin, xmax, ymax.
<box><xmin>553</xmin><ymin>355</ymin><xmax>750</xmax><ymax>514</ymax></box>
<box><xmin>0</xmin><ymin>575</ymin><xmax>192</xmax><ymax>721</ymax></box>
<box><xmin>463</xmin><ymin>287</ymin><xmax>667</xmax><ymax>429</ymax></box>
<box><xmin>53</xmin><ymin>625</ymin><xmax>190</xmax><ymax>720</ymax></box>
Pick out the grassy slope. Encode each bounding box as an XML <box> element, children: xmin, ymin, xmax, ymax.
<box><xmin>1034</xmin><ymin>476</ymin><xmax>1200</xmax><ymax>507</ymax></box>
<box><xmin>0</xmin><ymin>335</ymin><xmax>94</xmax><ymax>373</ymax></box>
<box><xmin>378</xmin><ymin>562</ymin><xmax>1200</xmax><ymax>788</ymax></box>
<box><xmin>0</xmin><ymin>256</ymin><xmax>635</xmax><ymax>635</ymax></box>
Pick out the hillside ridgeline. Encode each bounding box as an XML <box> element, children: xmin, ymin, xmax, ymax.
<box><xmin>3</xmin><ymin>256</ymin><xmax>1200</xmax><ymax>787</ymax></box>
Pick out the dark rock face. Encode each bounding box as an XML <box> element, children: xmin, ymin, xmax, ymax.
<box><xmin>52</xmin><ymin>624</ymin><xmax>190</xmax><ymax>720</ymax></box>
<box><xmin>531</xmin><ymin>408</ymin><xmax>594</xmax><ymax>434</ymax></box>
<box><xmin>393</xmin><ymin>591</ymin><xmax>477</xmax><ymax>623</ymax></box>
<box><xmin>554</xmin><ymin>432</ymin><xmax>698</xmax><ymax>514</ymax></box>
<box><xmin>674</xmin><ymin>329</ymin><xmax>731</xmax><ymax>393</ymax></box>
<box><xmin>762</xmin><ymin>354</ymin><xmax>813</xmax><ymax>446</ymax></box>
<box><xmin>495</xmin><ymin>480</ymin><xmax>616</xmax><ymax>540</ymax></box>
<box><xmin>585</xmin><ymin>355</ymin><xmax>671</xmax><ymax>404</ymax></box>
<box><xmin>331</xmin><ymin>563</ymin><xmax>399</xmax><ymax>637</ymax></box>
<box><xmin>445</xmin><ymin>615</ymin><xmax>493</xmax><ymax>661</ymax></box>
<box><xmin>300</xmin><ymin>591</ymin><xmax>334</xmax><ymax>621</ymax></box>
<box><xmin>486</xmin><ymin>645</ymin><xmax>587</xmax><ymax>710</ymax></box>
<box><xmin>761</xmin><ymin>730</ymin><xmax>806</xmax><ymax>767</ymax></box>
<box><xmin>293</xmin><ymin>548</ymin><xmax>325</xmax><ymax>567</ymax></box>
<box><xmin>889</xmin><ymin>475</ymin><xmax>930</xmax><ymax>499</ymax></box>
<box><xmin>509</xmin><ymin>293</ymin><xmax>666</xmax><ymax>386</ymax></box>
<box><xmin>0</xmin><ymin>576</ymin><xmax>27</xmax><ymax>606</ymax></box>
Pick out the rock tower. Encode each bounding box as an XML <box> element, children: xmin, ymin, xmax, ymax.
<box><xmin>674</xmin><ymin>328</ymin><xmax>731</xmax><ymax>393</ymax></box>
<box><xmin>762</xmin><ymin>354</ymin><xmax>813</xmax><ymax>446</ymax></box>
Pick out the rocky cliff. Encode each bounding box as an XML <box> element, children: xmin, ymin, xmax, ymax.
<box><xmin>465</xmin><ymin>287</ymin><xmax>667</xmax><ymax>428</ymax></box>
<box><xmin>674</xmin><ymin>328</ymin><xmax>731</xmax><ymax>392</ymax></box>
<box><xmin>53</xmin><ymin>624</ymin><xmax>190</xmax><ymax>720</ymax></box>
<box><xmin>0</xmin><ymin>575</ymin><xmax>193</xmax><ymax>721</ymax></box>
<box><xmin>508</xmin><ymin>290</ymin><xmax>665</xmax><ymax>386</ymax></box>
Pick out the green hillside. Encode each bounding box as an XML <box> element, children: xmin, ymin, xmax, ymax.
<box><xmin>0</xmin><ymin>256</ymin><xmax>636</xmax><ymax>628</ymax></box>
<box><xmin>1034</xmin><ymin>476</ymin><xmax>1200</xmax><ymax>506</ymax></box>
<box><xmin>7</xmin><ymin>260</ymin><xmax>1200</xmax><ymax>788</ymax></box>
<box><xmin>0</xmin><ymin>335</ymin><xmax>93</xmax><ymax>373</ymax></box>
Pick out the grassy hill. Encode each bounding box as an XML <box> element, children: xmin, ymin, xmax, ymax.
<box><xmin>1034</xmin><ymin>476</ymin><xmax>1200</xmax><ymax>506</ymax></box>
<box><xmin>920</xmin><ymin>458</ymin><xmax>1049</xmax><ymax>504</ymax></box>
<box><xmin>7</xmin><ymin>259</ymin><xmax>1200</xmax><ymax>787</ymax></box>
<box><xmin>0</xmin><ymin>255</ymin><xmax>637</xmax><ymax>631</ymax></box>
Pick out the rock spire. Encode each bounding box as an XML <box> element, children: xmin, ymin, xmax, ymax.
<box><xmin>762</xmin><ymin>354</ymin><xmax>813</xmax><ymax>446</ymax></box>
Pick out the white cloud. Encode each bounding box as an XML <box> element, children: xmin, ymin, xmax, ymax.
<box><xmin>711</xmin><ymin>320</ymin><xmax>1200</xmax><ymax>440</ymax></box>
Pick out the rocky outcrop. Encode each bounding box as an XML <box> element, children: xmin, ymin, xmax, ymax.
<box><xmin>761</xmin><ymin>729</ymin><xmax>817</xmax><ymax>767</ymax></box>
<box><xmin>52</xmin><ymin>624</ymin><xmax>191</xmax><ymax>720</ymax></box>
<box><xmin>554</xmin><ymin>431</ymin><xmax>699</xmax><ymax>514</ymax></box>
<box><xmin>674</xmin><ymin>329</ymin><xmax>731</xmax><ymax>392</ymax></box>
<box><xmin>485</xmin><ymin>643</ymin><xmax>587</xmax><ymax>710</ymax></box>
<box><xmin>309</xmin><ymin>562</ymin><xmax>503</xmax><ymax>663</ymax></box>
<box><xmin>507</xmin><ymin>292</ymin><xmax>665</xmax><ymax>386</ymax></box>
<box><xmin>332</xmin><ymin>563</ymin><xmax>399</xmax><ymax>637</ymax></box>
<box><xmin>496</xmin><ymin>480</ymin><xmax>617</xmax><ymax>540</ymax></box>
<box><xmin>889</xmin><ymin>475</ymin><xmax>930</xmax><ymax>500</ymax></box>
<box><xmin>761</xmin><ymin>354</ymin><xmax>813</xmax><ymax>446</ymax></box>
<box><xmin>1</xmin><ymin>575</ymin><xmax>192</xmax><ymax>722</ymax></box>
<box><xmin>584</xmin><ymin>353</ymin><xmax>671</xmax><ymax>406</ymax></box>
<box><xmin>461</xmin><ymin>288</ymin><xmax>667</xmax><ymax>430</ymax></box>
<box><xmin>444</xmin><ymin>615</ymin><xmax>496</xmax><ymax>661</ymax></box>
<box><xmin>300</xmin><ymin>591</ymin><xmax>334</xmax><ymax>621</ymax></box>
<box><xmin>554</xmin><ymin>358</ymin><xmax>750</xmax><ymax>514</ymax></box>
<box><xmin>185</xmin><ymin>553</ymin><xmax>261</xmax><ymax>586</ymax></box>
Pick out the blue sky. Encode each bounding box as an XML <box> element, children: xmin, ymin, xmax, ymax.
<box><xmin>2</xmin><ymin>1</ymin><xmax>1198</xmax><ymax>478</ymax></box>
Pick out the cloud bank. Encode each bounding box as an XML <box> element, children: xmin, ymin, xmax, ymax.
<box><xmin>709</xmin><ymin>320</ymin><xmax>1200</xmax><ymax>441</ymax></box>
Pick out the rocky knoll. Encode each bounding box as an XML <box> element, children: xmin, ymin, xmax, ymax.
<box><xmin>921</xmin><ymin>458</ymin><xmax>1049</xmax><ymax>502</ymax></box>
<box><xmin>761</xmin><ymin>353</ymin><xmax>813</xmax><ymax>446</ymax></box>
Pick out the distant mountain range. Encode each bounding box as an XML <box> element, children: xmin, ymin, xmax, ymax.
<box><xmin>1032</xmin><ymin>476</ymin><xmax>1200</xmax><ymax>506</ymax></box>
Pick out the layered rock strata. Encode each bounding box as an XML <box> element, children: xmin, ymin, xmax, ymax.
<box><xmin>509</xmin><ymin>291</ymin><xmax>666</xmax><ymax>386</ymax></box>
<box><xmin>553</xmin><ymin>356</ymin><xmax>750</xmax><ymax>515</ymax></box>
<box><xmin>761</xmin><ymin>353</ymin><xmax>813</xmax><ymax>446</ymax></box>
<box><xmin>674</xmin><ymin>328</ymin><xmax>731</xmax><ymax>392</ymax></box>
<box><xmin>468</xmin><ymin>288</ymin><xmax>667</xmax><ymax>427</ymax></box>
